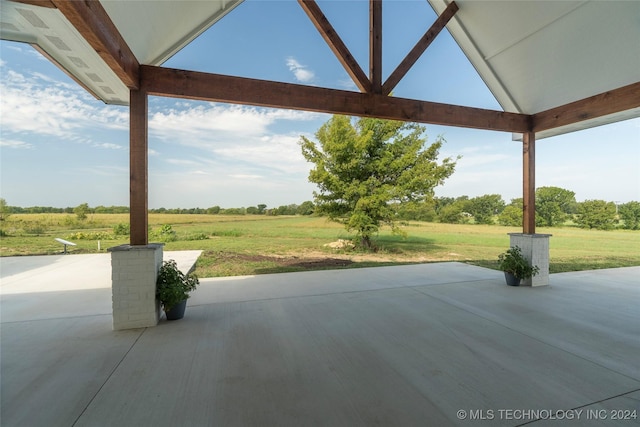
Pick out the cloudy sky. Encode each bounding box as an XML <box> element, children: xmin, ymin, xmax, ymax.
<box><xmin>1</xmin><ymin>0</ymin><xmax>638</xmax><ymax>209</ymax></box>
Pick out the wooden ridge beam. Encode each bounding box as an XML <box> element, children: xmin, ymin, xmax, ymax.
<box><xmin>51</xmin><ymin>0</ymin><xmax>139</xmax><ymax>89</ymax></box>
<box><xmin>382</xmin><ymin>1</ymin><xmax>458</xmax><ymax>96</ymax></box>
<box><xmin>370</xmin><ymin>0</ymin><xmax>382</xmax><ymax>93</ymax></box>
<box><xmin>141</xmin><ymin>65</ymin><xmax>529</xmax><ymax>133</ymax></box>
<box><xmin>532</xmin><ymin>82</ymin><xmax>640</xmax><ymax>132</ymax></box>
<box><xmin>298</xmin><ymin>0</ymin><xmax>371</xmax><ymax>93</ymax></box>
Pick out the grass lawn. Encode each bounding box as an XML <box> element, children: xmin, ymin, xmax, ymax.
<box><xmin>1</xmin><ymin>214</ymin><xmax>639</xmax><ymax>277</ymax></box>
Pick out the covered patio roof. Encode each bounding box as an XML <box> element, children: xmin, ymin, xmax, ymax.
<box><xmin>430</xmin><ymin>0</ymin><xmax>640</xmax><ymax>139</ymax></box>
<box><xmin>2</xmin><ymin>0</ymin><xmax>638</xmax><ymax>136</ymax></box>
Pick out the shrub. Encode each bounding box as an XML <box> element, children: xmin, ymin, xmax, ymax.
<box><xmin>151</xmin><ymin>224</ymin><xmax>177</xmax><ymax>242</ymax></box>
<box><xmin>66</xmin><ymin>231</ymin><xmax>113</xmax><ymax>240</ymax></box>
<box><xmin>113</xmin><ymin>222</ymin><xmax>130</xmax><ymax>236</ymax></box>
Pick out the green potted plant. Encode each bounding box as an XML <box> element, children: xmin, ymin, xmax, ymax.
<box><xmin>497</xmin><ymin>245</ymin><xmax>540</xmax><ymax>286</ymax></box>
<box><xmin>156</xmin><ymin>259</ymin><xmax>199</xmax><ymax>320</ymax></box>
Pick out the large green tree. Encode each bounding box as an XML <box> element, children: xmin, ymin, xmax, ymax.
<box><xmin>74</xmin><ymin>203</ymin><xmax>90</xmax><ymax>221</ymax></box>
<box><xmin>618</xmin><ymin>201</ymin><xmax>640</xmax><ymax>230</ymax></box>
<box><xmin>576</xmin><ymin>199</ymin><xmax>617</xmax><ymax>230</ymax></box>
<box><xmin>300</xmin><ymin>115</ymin><xmax>457</xmax><ymax>248</ymax></box>
<box><xmin>467</xmin><ymin>194</ymin><xmax>505</xmax><ymax>224</ymax></box>
<box><xmin>498</xmin><ymin>198</ymin><xmax>523</xmax><ymax>227</ymax></box>
<box><xmin>535</xmin><ymin>186</ymin><xmax>576</xmax><ymax>226</ymax></box>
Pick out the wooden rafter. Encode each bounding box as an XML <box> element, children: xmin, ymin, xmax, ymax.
<box><xmin>140</xmin><ymin>65</ymin><xmax>529</xmax><ymax>133</ymax></box>
<box><xmin>370</xmin><ymin>0</ymin><xmax>382</xmax><ymax>93</ymax></box>
<box><xmin>298</xmin><ymin>0</ymin><xmax>371</xmax><ymax>93</ymax></box>
<box><xmin>532</xmin><ymin>82</ymin><xmax>640</xmax><ymax>132</ymax></box>
<box><xmin>382</xmin><ymin>1</ymin><xmax>458</xmax><ymax>96</ymax></box>
<box><xmin>51</xmin><ymin>0</ymin><xmax>139</xmax><ymax>89</ymax></box>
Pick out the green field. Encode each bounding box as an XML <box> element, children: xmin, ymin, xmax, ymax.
<box><xmin>1</xmin><ymin>213</ymin><xmax>638</xmax><ymax>277</ymax></box>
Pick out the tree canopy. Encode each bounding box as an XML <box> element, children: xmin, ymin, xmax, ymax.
<box><xmin>536</xmin><ymin>186</ymin><xmax>577</xmax><ymax>227</ymax></box>
<box><xmin>300</xmin><ymin>115</ymin><xmax>457</xmax><ymax>248</ymax></box>
<box><xmin>576</xmin><ymin>199</ymin><xmax>617</xmax><ymax>230</ymax></box>
<box><xmin>618</xmin><ymin>201</ymin><xmax>640</xmax><ymax>230</ymax></box>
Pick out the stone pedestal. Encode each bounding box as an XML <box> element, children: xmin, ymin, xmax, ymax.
<box><xmin>508</xmin><ymin>233</ymin><xmax>551</xmax><ymax>287</ymax></box>
<box><xmin>108</xmin><ymin>244</ymin><xmax>164</xmax><ymax>330</ymax></box>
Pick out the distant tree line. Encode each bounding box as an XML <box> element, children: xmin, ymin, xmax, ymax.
<box><xmin>2</xmin><ymin>189</ymin><xmax>639</xmax><ymax>231</ymax></box>
<box><xmin>0</xmin><ymin>201</ymin><xmax>316</xmax><ymax>217</ymax></box>
<box><xmin>149</xmin><ymin>201</ymin><xmax>315</xmax><ymax>216</ymax></box>
<box><xmin>393</xmin><ymin>187</ymin><xmax>639</xmax><ymax>231</ymax></box>
<box><xmin>2</xmin><ymin>205</ymin><xmax>130</xmax><ymax>214</ymax></box>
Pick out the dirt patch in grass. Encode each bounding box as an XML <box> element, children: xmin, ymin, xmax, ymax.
<box><xmin>208</xmin><ymin>251</ymin><xmax>354</xmax><ymax>269</ymax></box>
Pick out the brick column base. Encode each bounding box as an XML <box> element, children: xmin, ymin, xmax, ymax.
<box><xmin>508</xmin><ymin>233</ymin><xmax>551</xmax><ymax>287</ymax></box>
<box><xmin>108</xmin><ymin>244</ymin><xmax>164</xmax><ymax>330</ymax></box>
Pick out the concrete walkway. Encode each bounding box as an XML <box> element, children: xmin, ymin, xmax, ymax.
<box><xmin>1</xmin><ymin>254</ymin><xmax>638</xmax><ymax>426</ymax></box>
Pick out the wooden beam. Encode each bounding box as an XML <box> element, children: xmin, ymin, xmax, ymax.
<box><xmin>523</xmin><ymin>131</ymin><xmax>536</xmax><ymax>234</ymax></box>
<box><xmin>532</xmin><ymin>82</ymin><xmax>640</xmax><ymax>132</ymax></box>
<box><xmin>370</xmin><ymin>0</ymin><xmax>382</xmax><ymax>93</ymax></box>
<box><xmin>298</xmin><ymin>0</ymin><xmax>371</xmax><ymax>93</ymax></box>
<box><xmin>51</xmin><ymin>0</ymin><xmax>139</xmax><ymax>89</ymax></box>
<box><xmin>129</xmin><ymin>89</ymin><xmax>148</xmax><ymax>246</ymax></box>
<box><xmin>141</xmin><ymin>65</ymin><xmax>529</xmax><ymax>133</ymax></box>
<box><xmin>382</xmin><ymin>1</ymin><xmax>458</xmax><ymax>96</ymax></box>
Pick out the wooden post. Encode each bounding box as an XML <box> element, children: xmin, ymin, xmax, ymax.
<box><xmin>523</xmin><ymin>131</ymin><xmax>536</xmax><ymax>234</ymax></box>
<box><xmin>370</xmin><ymin>0</ymin><xmax>382</xmax><ymax>93</ymax></box>
<box><xmin>130</xmin><ymin>89</ymin><xmax>148</xmax><ymax>245</ymax></box>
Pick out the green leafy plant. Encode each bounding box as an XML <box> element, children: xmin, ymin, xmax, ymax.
<box><xmin>113</xmin><ymin>222</ymin><xmax>130</xmax><ymax>236</ymax></box>
<box><xmin>497</xmin><ymin>245</ymin><xmax>540</xmax><ymax>279</ymax></box>
<box><xmin>156</xmin><ymin>259</ymin><xmax>199</xmax><ymax>312</ymax></box>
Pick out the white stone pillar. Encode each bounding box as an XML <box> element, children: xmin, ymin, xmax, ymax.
<box><xmin>109</xmin><ymin>244</ymin><xmax>164</xmax><ymax>330</ymax></box>
<box><xmin>508</xmin><ymin>233</ymin><xmax>551</xmax><ymax>287</ymax></box>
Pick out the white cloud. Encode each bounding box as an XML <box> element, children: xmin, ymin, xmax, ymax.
<box><xmin>0</xmin><ymin>67</ymin><xmax>128</xmax><ymax>141</ymax></box>
<box><xmin>0</xmin><ymin>139</ymin><xmax>33</xmax><ymax>149</ymax></box>
<box><xmin>166</xmin><ymin>158</ymin><xmax>201</xmax><ymax>166</ymax></box>
<box><xmin>286</xmin><ymin>57</ymin><xmax>315</xmax><ymax>83</ymax></box>
<box><xmin>228</xmin><ymin>174</ymin><xmax>263</xmax><ymax>180</ymax></box>
<box><xmin>337</xmin><ymin>78</ymin><xmax>358</xmax><ymax>91</ymax></box>
<box><xmin>94</xmin><ymin>142</ymin><xmax>124</xmax><ymax>150</ymax></box>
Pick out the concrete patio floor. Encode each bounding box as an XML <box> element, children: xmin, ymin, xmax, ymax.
<box><xmin>1</xmin><ymin>254</ymin><xmax>638</xmax><ymax>426</ymax></box>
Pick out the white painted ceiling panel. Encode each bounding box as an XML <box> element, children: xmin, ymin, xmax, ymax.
<box><xmin>429</xmin><ymin>0</ymin><xmax>640</xmax><ymax>137</ymax></box>
<box><xmin>0</xmin><ymin>1</ymin><xmax>129</xmax><ymax>104</ymax></box>
<box><xmin>100</xmin><ymin>0</ymin><xmax>243</xmax><ymax>65</ymax></box>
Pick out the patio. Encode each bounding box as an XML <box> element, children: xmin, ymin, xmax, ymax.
<box><xmin>1</xmin><ymin>254</ymin><xmax>638</xmax><ymax>426</ymax></box>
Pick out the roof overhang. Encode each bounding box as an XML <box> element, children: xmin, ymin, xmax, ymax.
<box><xmin>428</xmin><ymin>0</ymin><xmax>640</xmax><ymax>139</ymax></box>
<box><xmin>0</xmin><ymin>0</ymin><xmax>243</xmax><ymax>105</ymax></box>
<box><xmin>1</xmin><ymin>0</ymin><xmax>639</xmax><ymax>140</ymax></box>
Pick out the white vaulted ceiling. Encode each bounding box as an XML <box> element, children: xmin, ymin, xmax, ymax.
<box><xmin>1</xmin><ymin>0</ymin><xmax>638</xmax><ymax>138</ymax></box>
<box><xmin>428</xmin><ymin>0</ymin><xmax>640</xmax><ymax>138</ymax></box>
<box><xmin>0</xmin><ymin>0</ymin><xmax>242</xmax><ymax>105</ymax></box>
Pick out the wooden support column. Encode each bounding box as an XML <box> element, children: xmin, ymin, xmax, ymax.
<box><xmin>370</xmin><ymin>0</ymin><xmax>382</xmax><ymax>93</ymax></box>
<box><xmin>130</xmin><ymin>89</ymin><xmax>148</xmax><ymax>245</ymax></box>
<box><xmin>523</xmin><ymin>131</ymin><xmax>536</xmax><ymax>234</ymax></box>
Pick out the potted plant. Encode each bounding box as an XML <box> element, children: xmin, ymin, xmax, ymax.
<box><xmin>156</xmin><ymin>259</ymin><xmax>199</xmax><ymax>320</ymax></box>
<box><xmin>497</xmin><ymin>245</ymin><xmax>540</xmax><ymax>286</ymax></box>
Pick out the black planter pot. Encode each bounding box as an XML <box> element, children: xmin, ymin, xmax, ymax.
<box><xmin>165</xmin><ymin>299</ymin><xmax>187</xmax><ymax>320</ymax></box>
<box><xmin>504</xmin><ymin>272</ymin><xmax>521</xmax><ymax>286</ymax></box>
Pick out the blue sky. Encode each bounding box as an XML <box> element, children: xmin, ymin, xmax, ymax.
<box><xmin>1</xmin><ymin>0</ymin><xmax>638</xmax><ymax>209</ymax></box>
